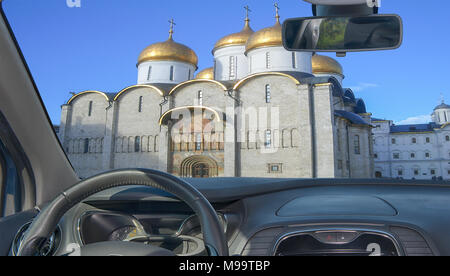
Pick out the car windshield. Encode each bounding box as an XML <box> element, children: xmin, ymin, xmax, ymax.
<box><xmin>2</xmin><ymin>0</ymin><xmax>450</xmax><ymax>181</ymax></box>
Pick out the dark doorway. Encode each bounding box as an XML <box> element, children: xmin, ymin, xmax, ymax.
<box><xmin>192</xmin><ymin>163</ymin><xmax>209</xmax><ymax>178</ymax></box>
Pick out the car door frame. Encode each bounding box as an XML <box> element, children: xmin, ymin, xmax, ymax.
<box><xmin>0</xmin><ymin>1</ymin><xmax>79</xmax><ymax>207</ymax></box>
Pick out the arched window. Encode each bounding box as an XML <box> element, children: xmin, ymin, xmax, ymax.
<box><xmin>198</xmin><ymin>90</ymin><xmax>203</xmax><ymax>106</ymax></box>
<box><xmin>169</xmin><ymin>66</ymin><xmax>174</xmax><ymax>81</ymax></box>
<box><xmin>410</xmin><ymin>152</ymin><xmax>416</xmax><ymax>159</ymax></box>
<box><xmin>138</xmin><ymin>96</ymin><xmax>143</xmax><ymax>113</ymax></box>
<box><xmin>292</xmin><ymin>52</ymin><xmax>297</xmax><ymax>68</ymax></box>
<box><xmin>83</xmin><ymin>138</ymin><xmax>89</xmax><ymax>154</ymax></box>
<box><xmin>393</xmin><ymin>152</ymin><xmax>400</xmax><ymax>159</ymax></box>
<box><xmin>229</xmin><ymin>56</ymin><xmax>236</xmax><ymax>79</ymax></box>
<box><xmin>265</xmin><ymin>84</ymin><xmax>271</xmax><ymax>103</ymax></box>
<box><xmin>354</xmin><ymin>135</ymin><xmax>361</xmax><ymax>155</ymax></box>
<box><xmin>134</xmin><ymin>137</ymin><xmax>141</xmax><ymax>152</ymax></box>
<box><xmin>265</xmin><ymin>130</ymin><xmax>272</xmax><ymax>148</ymax></box>
<box><xmin>195</xmin><ymin>133</ymin><xmax>202</xmax><ymax>151</ymax></box>
<box><xmin>412</xmin><ymin>137</ymin><xmax>417</xmax><ymax>144</ymax></box>
<box><xmin>147</xmin><ymin>66</ymin><xmax>152</xmax><ymax>80</ymax></box>
<box><xmin>88</xmin><ymin>101</ymin><xmax>93</xmax><ymax>117</ymax></box>
<box><xmin>446</xmin><ymin>135</ymin><xmax>450</xmax><ymax>142</ymax></box>
<box><xmin>265</xmin><ymin>52</ymin><xmax>271</xmax><ymax>69</ymax></box>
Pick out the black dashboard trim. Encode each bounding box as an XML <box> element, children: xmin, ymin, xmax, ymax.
<box><xmin>185</xmin><ymin>178</ymin><xmax>450</xmax><ymax>203</ymax></box>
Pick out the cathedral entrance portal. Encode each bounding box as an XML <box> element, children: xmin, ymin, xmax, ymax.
<box><xmin>180</xmin><ymin>156</ymin><xmax>218</xmax><ymax>178</ymax></box>
<box><xmin>192</xmin><ymin>163</ymin><xmax>210</xmax><ymax>178</ymax></box>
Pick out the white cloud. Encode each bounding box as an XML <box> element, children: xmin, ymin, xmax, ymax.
<box><xmin>395</xmin><ymin>115</ymin><xmax>431</xmax><ymax>125</ymax></box>
<box><xmin>349</xmin><ymin>82</ymin><xmax>378</xmax><ymax>92</ymax></box>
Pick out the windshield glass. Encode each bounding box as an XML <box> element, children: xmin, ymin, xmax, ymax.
<box><xmin>3</xmin><ymin>0</ymin><xmax>450</xmax><ymax>181</ymax></box>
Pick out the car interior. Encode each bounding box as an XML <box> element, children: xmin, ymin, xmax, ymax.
<box><xmin>0</xmin><ymin>0</ymin><xmax>449</xmax><ymax>257</ymax></box>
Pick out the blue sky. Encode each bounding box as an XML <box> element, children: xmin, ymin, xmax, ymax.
<box><xmin>2</xmin><ymin>0</ymin><xmax>449</xmax><ymax>125</ymax></box>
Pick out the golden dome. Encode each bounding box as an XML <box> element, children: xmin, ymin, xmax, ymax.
<box><xmin>312</xmin><ymin>54</ymin><xmax>344</xmax><ymax>76</ymax></box>
<box><xmin>195</xmin><ymin>67</ymin><xmax>214</xmax><ymax>80</ymax></box>
<box><xmin>245</xmin><ymin>11</ymin><xmax>282</xmax><ymax>53</ymax></box>
<box><xmin>137</xmin><ymin>24</ymin><xmax>198</xmax><ymax>68</ymax></box>
<box><xmin>213</xmin><ymin>19</ymin><xmax>254</xmax><ymax>53</ymax></box>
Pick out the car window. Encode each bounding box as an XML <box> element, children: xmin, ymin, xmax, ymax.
<box><xmin>0</xmin><ymin>148</ymin><xmax>4</xmax><ymax>214</ymax></box>
<box><xmin>2</xmin><ymin>0</ymin><xmax>450</xmax><ymax>182</ymax></box>
<box><xmin>0</xmin><ymin>139</ymin><xmax>21</xmax><ymax>217</ymax></box>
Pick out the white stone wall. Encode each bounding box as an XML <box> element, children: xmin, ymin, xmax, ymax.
<box><xmin>247</xmin><ymin>47</ymin><xmax>312</xmax><ymax>75</ymax></box>
<box><xmin>171</xmin><ymin>81</ymin><xmax>228</xmax><ymax>110</ymax></box>
<box><xmin>348</xmin><ymin>126</ymin><xmax>373</xmax><ymax>178</ymax></box>
<box><xmin>60</xmin><ymin>76</ymin><xmax>373</xmax><ymax>179</ymax></box>
<box><xmin>235</xmin><ymin>75</ymin><xmax>313</xmax><ymax>178</ymax></box>
<box><xmin>373</xmin><ymin>121</ymin><xmax>450</xmax><ymax>180</ymax></box>
<box><xmin>113</xmin><ymin>86</ymin><xmax>164</xmax><ymax>170</ymax></box>
<box><xmin>213</xmin><ymin>46</ymin><xmax>248</xmax><ymax>81</ymax></box>
<box><xmin>62</xmin><ymin>93</ymin><xmax>110</xmax><ymax>178</ymax></box>
<box><xmin>137</xmin><ymin>60</ymin><xmax>196</xmax><ymax>84</ymax></box>
<box><xmin>334</xmin><ymin>118</ymin><xmax>350</xmax><ymax>178</ymax></box>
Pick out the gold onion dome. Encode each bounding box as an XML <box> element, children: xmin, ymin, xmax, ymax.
<box><xmin>195</xmin><ymin>67</ymin><xmax>214</xmax><ymax>80</ymax></box>
<box><xmin>312</xmin><ymin>54</ymin><xmax>344</xmax><ymax>76</ymax></box>
<box><xmin>245</xmin><ymin>5</ymin><xmax>283</xmax><ymax>53</ymax></box>
<box><xmin>213</xmin><ymin>16</ymin><xmax>254</xmax><ymax>53</ymax></box>
<box><xmin>137</xmin><ymin>20</ymin><xmax>198</xmax><ymax>68</ymax></box>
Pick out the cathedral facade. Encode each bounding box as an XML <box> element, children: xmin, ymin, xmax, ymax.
<box><xmin>58</xmin><ymin>9</ymin><xmax>374</xmax><ymax>179</ymax></box>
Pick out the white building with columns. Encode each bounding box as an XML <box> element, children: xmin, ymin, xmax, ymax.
<box><xmin>372</xmin><ymin>102</ymin><xmax>450</xmax><ymax>180</ymax></box>
<box><xmin>58</xmin><ymin>8</ymin><xmax>374</xmax><ymax>179</ymax></box>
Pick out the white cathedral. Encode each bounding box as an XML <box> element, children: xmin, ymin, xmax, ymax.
<box><xmin>58</xmin><ymin>7</ymin><xmax>374</xmax><ymax>179</ymax></box>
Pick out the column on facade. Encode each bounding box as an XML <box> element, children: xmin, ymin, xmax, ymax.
<box><xmin>297</xmin><ymin>84</ymin><xmax>314</xmax><ymax>178</ymax></box>
<box><xmin>101</xmin><ymin>101</ymin><xmax>117</xmax><ymax>171</ymax></box>
<box><xmin>224</xmin><ymin>91</ymin><xmax>237</xmax><ymax>177</ymax></box>
<box><xmin>58</xmin><ymin>104</ymin><xmax>73</xmax><ymax>148</ymax></box>
<box><xmin>158</xmin><ymin>96</ymin><xmax>171</xmax><ymax>172</ymax></box>
<box><xmin>312</xmin><ymin>84</ymin><xmax>336</xmax><ymax>178</ymax></box>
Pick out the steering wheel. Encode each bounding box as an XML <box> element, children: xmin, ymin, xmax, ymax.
<box><xmin>16</xmin><ymin>169</ymin><xmax>229</xmax><ymax>256</ymax></box>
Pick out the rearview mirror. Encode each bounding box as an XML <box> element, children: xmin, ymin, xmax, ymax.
<box><xmin>283</xmin><ymin>15</ymin><xmax>403</xmax><ymax>53</ymax></box>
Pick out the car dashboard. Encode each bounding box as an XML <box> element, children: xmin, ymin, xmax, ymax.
<box><xmin>11</xmin><ymin>178</ymin><xmax>450</xmax><ymax>256</ymax></box>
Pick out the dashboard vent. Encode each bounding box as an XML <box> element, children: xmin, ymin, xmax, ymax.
<box><xmin>242</xmin><ymin>227</ymin><xmax>284</xmax><ymax>256</ymax></box>
<box><xmin>390</xmin><ymin>226</ymin><xmax>433</xmax><ymax>256</ymax></box>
